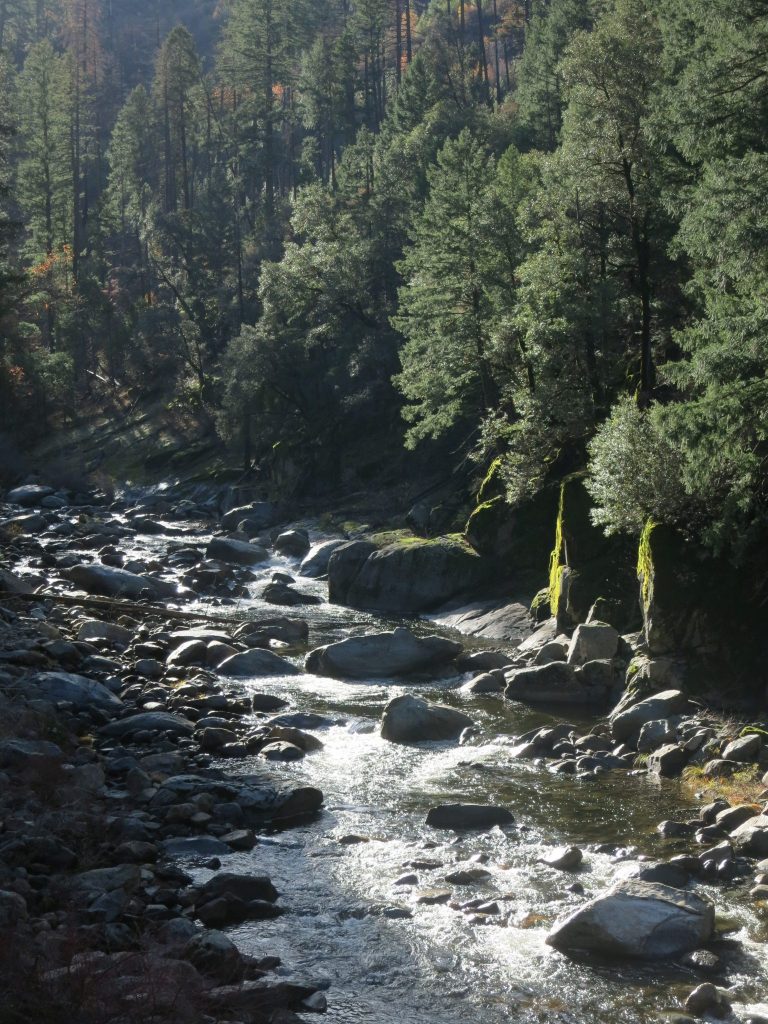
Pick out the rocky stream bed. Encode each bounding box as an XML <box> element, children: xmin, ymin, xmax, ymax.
<box><xmin>1</xmin><ymin>481</ymin><xmax>768</xmax><ymax>1024</ymax></box>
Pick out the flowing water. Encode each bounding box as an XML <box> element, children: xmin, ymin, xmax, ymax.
<box><xmin>57</xmin><ymin>517</ymin><xmax>768</xmax><ymax>1021</ymax></box>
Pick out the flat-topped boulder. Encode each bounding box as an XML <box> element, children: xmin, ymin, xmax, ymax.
<box><xmin>505</xmin><ymin>661</ymin><xmax>610</xmax><ymax>704</ymax></box>
<box><xmin>6</xmin><ymin>484</ymin><xmax>54</xmax><ymax>507</ymax></box>
<box><xmin>69</xmin><ymin>563</ymin><xmax>178</xmax><ymax>600</ymax></box>
<box><xmin>381</xmin><ymin>694</ymin><xmax>474</xmax><ymax>744</ymax></box>
<box><xmin>305</xmin><ymin>627</ymin><xmax>462</xmax><ymax>679</ymax></box>
<box><xmin>206</xmin><ymin>537</ymin><xmax>269</xmax><ymax>566</ymax></box>
<box><xmin>610</xmin><ymin>689</ymin><xmax>692</xmax><ymax>742</ymax></box>
<box><xmin>546</xmin><ymin>879</ymin><xmax>714</xmax><ymax>959</ymax></box>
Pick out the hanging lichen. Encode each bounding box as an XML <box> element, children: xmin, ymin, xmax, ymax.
<box><xmin>548</xmin><ymin>483</ymin><xmax>566</xmax><ymax>615</ymax></box>
<box><xmin>637</xmin><ymin>520</ymin><xmax>656</xmax><ymax>614</ymax></box>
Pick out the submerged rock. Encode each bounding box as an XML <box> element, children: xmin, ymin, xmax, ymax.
<box><xmin>425</xmin><ymin>804</ymin><xmax>515</xmax><ymax>830</ymax></box>
<box><xmin>305</xmin><ymin>626</ymin><xmax>462</xmax><ymax>678</ymax></box>
<box><xmin>546</xmin><ymin>880</ymin><xmax>714</xmax><ymax>959</ymax></box>
<box><xmin>380</xmin><ymin>694</ymin><xmax>474</xmax><ymax>745</ymax></box>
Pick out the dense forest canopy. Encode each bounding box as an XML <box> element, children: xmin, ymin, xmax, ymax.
<box><xmin>0</xmin><ymin>0</ymin><xmax>766</xmax><ymax>562</ymax></box>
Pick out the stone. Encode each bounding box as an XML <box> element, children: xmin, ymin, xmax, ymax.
<box><xmin>262</xmin><ymin>582</ymin><xmax>322</xmax><ymax>606</ymax></box>
<box><xmin>72</xmin><ymin>864</ymin><xmax>142</xmax><ymax>896</ymax></box>
<box><xmin>69</xmin><ymin>563</ymin><xmax>178</xmax><ymax>600</ymax></box>
<box><xmin>198</xmin><ymin>727</ymin><xmax>238</xmax><ymax>751</ymax></box>
<box><xmin>162</xmin><ymin>836</ymin><xmax>231</xmax><ymax>858</ymax></box>
<box><xmin>30</xmin><ymin>670</ymin><xmax>123</xmax><ymax>712</ymax></box>
<box><xmin>196</xmin><ymin>895</ymin><xmax>282</xmax><ymax>928</ymax></box>
<box><xmin>444</xmin><ymin>867</ymin><xmax>492</xmax><ymax>884</ymax></box>
<box><xmin>380</xmin><ymin>694</ymin><xmax>474</xmax><ymax>745</ymax></box>
<box><xmin>261</xmin><ymin>741</ymin><xmax>304</xmax><ymax>761</ymax></box>
<box><xmin>206</xmin><ymin>536</ymin><xmax>269</xmax><ymax>566</ymax></box>
<box><xmin>326</xmin><ymin>541</ymin><xmax>379</xmax><ymax>603</ymax></box>
<box><xmin>6</xmin><ymin>484</ymin><xmax>54</xmax><ymax>506</ymax></box>
<box><xmin>546</xmin><ymin>880</ymin><xmax>714</xmax><ymax>959</ymax></box>
<box><xmin>610</xmin><ymin>690</ymin><xmax>691</xmax><ymax>743</ymax></box>
<box><xmin>101</xmin><ymin>712</ymin><xmax>195</xmax><ymax>739</ymax></box>
<box><xmin>722</xmin><ymin>734</ymin><xmax>762</xmax><ymax>762</ymax></box>
<box><xmin>0</xmin><ymin>738</ymin><xmax>63</xmax><ymax>768</ymax></box>
<box><xmin>415</xmin><ymin>888</ymin><xmax>452</xmax><ymax>905</ymax></box>
<box><xmin>0</xmin><ymin>568</ymin><xmax>36</xmax><ymax>594</ymax></box>
<box><xmin>567</xmin><ymin>623</ymin><xmax>619</xmax><ymax>666</ymax></box>
<box><xmin>648</xmin><ymin>744</ymin><xmax>689</xmax><ymax>777</ymax></box>
<box><xmin>221</xmin><ymin>501</ymin><xmax>277</xmax><ymax>531</ymax></box>
<box><xmin>461</xmin><ymin>672</ymin><xmax>505</xmax><ymax>694</ymax></box>
<box><xmin>433</xmin><ymin>599</ymin><xmax>533</xmax><ymax>644</ymax></box>
<box><xmin>252</xmin><ymin>693</ymin><xmax>290</xmax><ymax>712</ymax></box>
<box><xmin>274</xmin><ymin>529</ymin><xmax>310</xmax><ymax>558</ymax></box>
<box><xmin>218</xmin><ymin>649</ymin><xmax>300</xmax><ymax>677</ymax></box>
<box><xmin>77</xmin><ymin>619</ymin><xmax>134</xmax><ymax>645</ymax></box>
<box><xmin>332</xmin><ymin>538</ymin><xmax>491</xmax><ymax>616</ymax></box>
<box><xmin>183</xmin><ymin>929</ymin><xmax>243</xmax><ymax>983</ymax></box>
<box><xmin>299</xmin><ymin>540</ymin><xmax>349</xmax><ymax>578</ymax></box>
<box><xmin>196</xmin><ymin>872</ymin><xmax>278</xmax><ymax>905</ymax></box>
<box><xmin>702</xmin><ymin>759</ymin><xmax>741</xmax><ymax>778</ymax></box>
<box><xmin>167</xmin><ymin>639</ymin><xmax>208</xmax><ymax>668</ymax></box>
<box><xmin>715</xmin><ymin>805</ymin><xmax>758</xmax><ymax>832</ymax></box>
<box><xmin>306</xmin><ymin>627</ymin><xmax>462</xmax><ymax>679</ymax></box>
<box><xmin>425</xmin><ymin>804</ymin><xmax>514</xmax><ymax>830</ymax></box>
<box><xmin>542</xmin><ymin>846</ymin><xmax>583</xmax><ymax>871</ymax></box>
<box><xmin>730</xmin><ymin>814</ymin><xmax>768</xmax><ymax>856</ymax></box>
<box><xmin>637</xmin><ymin>719</ymin><xmax>677</xmax><ymax>753</ymax></box>
<box><xmin>684</xmin><ymin>982</ymin><xmax>731</xmax><ymax>1017</ymax></box>
<box><xmin>505</xmin><ymin>661</ymin><xmax>607</xmax><ymax>705</ymax></box>
<box><xmin>0</xmin><ymin>890</ymin><xmax>27</xmax><ymax>927</ymax></box>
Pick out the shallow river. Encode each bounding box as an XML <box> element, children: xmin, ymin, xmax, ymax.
<box><xmin>125</xmin><ymin>525</ymin><xmax>768</xmax><ymax>1021</ymax></box>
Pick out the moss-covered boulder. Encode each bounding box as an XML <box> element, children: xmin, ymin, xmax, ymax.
<box><xmin>328</xmin><ymin>536</ymin><xmax>492</xmax><ymax>616</ymax></box>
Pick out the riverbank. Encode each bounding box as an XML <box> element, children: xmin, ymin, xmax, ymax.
<box><xmin>1</xmin><ymin>481</ymin><xmax>768</xmax><ymax>1024</ymax></box>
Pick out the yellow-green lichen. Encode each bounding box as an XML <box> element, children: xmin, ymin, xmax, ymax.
<box><xmin>637</xmin><ymin>520</ymin><xmax>656</xmax><ymax>614</ymax></box>
<box><xmin>548</xmin><ymin>483</ymin><xmax>566</xmax><ymax>616</ymax></box>
<box><xmin>477</xmin><ymin>457</ymin><xmax>503</xmax><ymax>504</ymax></box>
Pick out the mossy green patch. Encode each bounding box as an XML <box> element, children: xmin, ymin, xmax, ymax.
<box><xmin>637</xmin><ymin>520</ymin><xmax>656</xmax><ymax>614</ymax></box>
<box><xmin>548</xmin><ymin>483</ymin><xmax>566</xmax><ymax>616</ymax></box>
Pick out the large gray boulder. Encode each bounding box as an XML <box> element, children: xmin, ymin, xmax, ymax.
<box><xmin>299</xmin><ymin>539</ymin><xmax>349</xmax><ymax>578</ymax></box>
<box><xmin>610</xmin><ymin>689</ymin><xmax>691</xmax><ymax>742</ymax></box>
<box><xmin>730</xmin><ymin>814</ymin><xmax>768</xmax><ymax>856</ymax></box>
<box><xmin>305</xmin><ymin>627</ymin><xmax>462</xmax><ymax>679</ymax></box>
<box><xmin>0</xmin><ymin>568</ymin><xmax>37</xmax><ymax>595</ymax></box>
<box><xmin>327</xmin><ymin>541</ymin><xmax>378</xmax><ymax>602</ymax></box>
<box><xmin>30</xmin><ymin>671</ymin><xmax>123</xmax><ymax>713</ymax></box>
<box><xmin>567</xmin><ymin>622</ymin><xmax>619</xmax><ymax>665</ymax></box>
<box><xmin>218</xmin><ymin>649</ymin><xmax>300</xmax><ymax>677</ymax></box>
<box><xmin>101</xmin><ymin>711</ymin><xmax>195</xmax><ymax>739</ymax></box>
<box><xmin>505</xmin><ymin>661</ymin><xmax>609</xmax><ymax>705</ymax></box>
<box><xmin>6</xmin><ymin>484</ymin><xmax>54</xmax><ymax>507</ymax></box>
<box><xmin>429</xmin><ymin>597</ymin><xmax>534</xmax><ymax>643</ymax></box>
<box><xmin>221</xmin><ymin>502</ymin><xmax>277</xmax><ymax>531</ymax></box>
<box><xmin>380</xmin><ymin>694</ymin><xmax>474</xmax><ymax>744</ymax></box>
<box><xmin>206</xmin><ymin>537</ymin><xmax>269</xmax><ymax>566</ymax></box>
<box><xmin>69</xmin><ymin>563</ymin><xmax>178</xmax><ymax>600</ymax></box>
<box><xmin>77</xmin><ymin>619</ymin><xmax>134</xmax><ymax>645</ymax></box>
<box><xmin>329</xmin><ymin>538</ymin><xmax>491</xmax><ymax>615</ymax></box>
<box><xmin>546</xmin><ymin>880</ymin><xmax>714</xmax><ymax>959</ymax></box>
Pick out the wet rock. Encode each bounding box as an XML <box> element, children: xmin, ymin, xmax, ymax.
<box><xmin>69</xmin><ymin>563</ymin><xmax>178</xmax><ymax>600</ymax></box>
<box><xmin>680</xmin><ymin>949</ymin><xmax>721</xmax><ymax>975</ymax></box>
<box><xmin>610</xmin><ymin>690</ymin><xmax>691</xmax><ymax>743</ymax></box>
<box><xmin>0</xmin><ymin>890</ymin><xmax>28</xmax><ymax>927</ymax></box>
<box><xmin>614</xmin><ymin>861</ymin><xmax>691</xmax><ymax>890</ymax></box>
<box><xmin>252</xmin><ymin>693</ymin><xmax>290</xmax><ymax>712</ymax></box>
<box><xmin>196</xmin><ymin>895</ymin><xmax>283</xmax><ymax>927</ymax></box>
<box><xmin>206</xmin><ymin>979</ymin><xmax>318</xmax><ymax>1017</ymax></box>
<box><xmin>715</xmin><ymin>805</ymin><xmax>758</xmax><ymax>832</ymax></box>
<box><xmin>415</xmin><ymin>888</ymin><xmax>452</xmax><ymax>905</ymax></box>
<box><xmin>265</xmin><ymin>726</ymin><xmax>323</xmax><ymax>752</ymax></box>
<box><xmin>167</xmin><ymin>639</ymin><xmax>208</xmax><ymax>668</ymax></box>
<box><xmin>0</xmin><ymin>568</ymin><xmax>37</xmax><ymax>594</ymax></box>
<box><xmin>394</xmin><ymin>873</ymin><xmax>418</xmax><ymax>886</ymax></box>
<box><xmin>222</xmin><ymin>830</ymin><xmax>256</xmax><ymax>850</ymax></box>
<box><xmin>306</xmin><ymin>627</ymin><xmax>462</xmax><ymax>679</ymax></box>
<box><xmin>461</xmin><ymin>672</ymin><xmax>505</xmax><ymax>694</ymax></box>
<box><xmin>274</xmin><ymin>529</ymin><xmax>310</xmax><ymax>558</ymax></box>
<box><xmin>0</xmin><ymin>737</ymin><xmax>64</xmax><ymax>768</ymax></box>
<box><xmin>196</xmin><ymin>872</ymin><xmax>278</xmax><ymax>905</ymax></box>
<box><xmin>380</xmin><ymin>694</ymin><xmax>474</xmax><ymax>745</ymax></box>
<box><xmin>567</xmin><ymin>623</ymin><xmax>619</xmax><ymax>666</ymax></box>
<box><xmin>300</xmin><ymin>540</ymin><xmax>349</xmax><ymax>578</ymax></box>
<box><xmin>221</xmin><ymin>501</ymin><xmax>278</xmax><ymax>530</ymax></box>
<box><xmin>542</xmin><ymin>846</ymin><xmax>583</xmax><ymax>871</ymax></box>
<box><xmin>261</xmin><ymin>741</ymin><xmax>304</xmax><ymax>761</ymax></box>
<box><xmin>263</xmin><ymin>582</ymin><xmax>322</xmax><ymax>606</ymax></box>
<box><xmin>444</xmin><ymin>867</ymin><xmax>492</xmax><ymax>884</ymax></box>
<box><xmin>183</xmin><ymin>929</ymin><xmax>244</xmax><ymax>983</ymax></box>
<box><xmin>326</xmin><ymin>541</ymin><xmax>379</xmax><ymax>603</ymax></box>
<box><xmin>30</xmin><ymin>670</ymin><xmax>124</xmax><ymax>712</ymax></box>
<box><xmin>218</xmin><ymin>649</ymin><xmax>300</xmax><ymax>677</ymax></box>
<box><xmin>684</xmin><ymin>982</ymin><xmax>731</xmax><ymax>1018</ymax></box>
<box><xmin>77</xmin><ymin>619</ymin><xmax>134</xmax><ymax>645</ymax></box>
<box><xmin>101</xmin><ymin>711</ymin><xmax>195</xmax><ymax>739</ymax></box>
<box><xmin>134</xmin><ymin>658</ymin><xmax>164</xmax><ymax>679</ymax></box>
<box><xmin>455</xmin><ymin>650</ymin><xmax>514</xmax><ymax>672</ymax></box>
<box><xmin>545</xmin><ymin>880</ymin><xmax>714</xmax><ymax>959</ymax></box>
<box><xmin>206</xmin><ymin>536</ymin><xmax>269</xmax><ymax>566</ymax></box>
<box><xmin>198</xmin><ymin>727</ymin><xmax>238</xmax><ymax>751</ymax></box>
<box><xmin>6</xmin><ymin>484</ymin><xmax>54</xmax><ymax>506</ymax></box>
<box><xmin>162</xmin><ymin>836</ymin><xmax>232</xmax><ymax>858</ymax></box>
<box><xmin>425</xmin><ymin>804</ymin><xmax>514</xmax><ymax>831</ymax></box>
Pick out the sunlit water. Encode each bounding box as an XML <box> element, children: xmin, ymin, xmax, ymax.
<box><xmin>34</xmin><ymin>516</ymin><xmax>768</xmax><ymax>1021</ymax></box>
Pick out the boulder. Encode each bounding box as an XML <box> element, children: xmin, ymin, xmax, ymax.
<box><xmin>425</xmin><ymin>804</ymin><xmax>515</xmax><ymax>830</ymax></box>
<box><xmin>610</xmin><ymin>690</ymin><xmax>691</xmax><ymax>743</ymax></box>
<box><xmin>218</xmin><ymin>649</ymin><xmax>300</xmax><ymax>677</ymax></box>
<box><xmin>461</xmin><ymin>672</ymin><xmax>505</xmax><ymax>694</ymax></box>
<box><xmin>0</xmin><ymin>569</ymin><xmax>37</xmax><ymax>595</ymax></box>
<box><xmin>30</xmin><ymin>671</ymin><xmax>123</xmax><ymax>712</ymax></box>
<box><xmin>305</xmin><ymin>626</ymin><xmax>461</xmax><ymax>679</ymax></box>
<box><xmin>167</xmin><ymin>639</ymin><xmax>208</xmax><ymax>668</ymax></box>
<box><xmin>637</xmin><ymin>719</ymin><xmax>677</xmax><ymax>753</ymax></box>
<box><xmin>343</xmin><ymin>539</ymin><xmax>491</xmax><ymax>615</ymax></box>
<box><xmin>206</xmin><ymin>537</ymin><xmax>269</xmax><ymax>566</ymax></box>
<box><xmin>6</xmin><ymin>484</ymin><xmax>54</xmax><ymax>507</ymax></box>
<box><xmin>722</xmin><ymin>734</ymin><xmax>762</xmax><ymax>763</ymax></box>
<box><xmin>261</xmin><ymin>741</ymin><xmax>304</xmax><ymax>761</ymax></box>
<box><xmin>327</xmin><ymin>541</ymin><xmax>378</xmax><ymax>603</ymax></box>
<box><xmin>162</xmin><ymin>836</ymin><xmax>231</xmax><ymax>858</ymax></box>
<box><xmin>429</xmin><ymin>597</ymin><xmax>534</xmax><ymax>644</ymax></box>
<box><xmin>183</xmin><ymin>930</ymin><xmax>243</xmax><ymax>984</ymax></box>
<box><xmin>546</xmin><ymin>880</ymin><xmax>714</xmax><ymax>959</ymax></box>
<box><xmin>195</xmin><ymin>873</ymin><xmax>278</xmax><ymax>905</ymax></box>
<box><xmin>221</xmin><ymin>502</ymin><xmax>278</xmax><ymax>531</ymax></box>
<box><xmin>505</xmin><ymin>662</ymin><xmax>608</xmax><ymax>705</ymax></box>
<box><xmin>542</xmin><ymin>847</ymin><xmax>583</xmax><ymax>871</ymax></box>
<box><xmin>567</xmin><ymin>623</ymin><xmax>619</xmax><ymax>666</ymax></box>
<box><xmin>262</xmin><ymin>582</ymin><xmax>322</xmax><ymax>606</ymax></box>
<box><xmin>730</xmin><ymin>814</ymin><xmax>768</xmax><ymax>856</ymax></box>
<box><xmin>647</xmin><ymin>743</ymin><xmax>689</xmax><ymax>777</ymax></box>
<box><xmin>101</xmin><ymin>711</ymin><xmax>195</xmax><ymax>739</ymax></box>
<box><xmin>274</xmin><ymin>529</ymin><xmax>310</xmax><ymax>558</ymax></box>
<box><xmin>69</xmin><ymin>563</ymin><xmax>178</xmax><ymax>600</ymax></box>
<box><xmin>380</xmin><ymin>694</ymin><xmax>474</xmax><ymax>745</ymax></box>
<box><xmin>0</xmin><ymin>891</ymin><xmax>28</xmax><ymax>927</ymax></box>
<box><xmin>299</xmin><ymin>540</ymin><xmax>348</xmax><ymax>578</ymax></box>
<box><xmin>77</xmin><ymin>619</ymin><xmax>134</xmax><ymax>646</ymax></box>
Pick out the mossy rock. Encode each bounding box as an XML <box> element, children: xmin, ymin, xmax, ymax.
<box><xmin>464</xmin><ymin>485</ymin><xmax>557</xmax><ymax>580</ymax></box>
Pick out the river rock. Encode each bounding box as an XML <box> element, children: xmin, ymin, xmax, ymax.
<box><xmin>162</xmin><ymin>836</ymin><xmax>232</xmax><ymax>858</ymax></box>
<box><xmin>6</xmin><ymin>484</ymin><xmax>54</xmax><ymax>506</ymax></box>
<box><xmin>196</xmin><ymin>872</ymin><xmax>279</xmax><ymax>905</ymax></box>
<box><xmin>684</xmin><ymin>982</ymin><xmax>731</xmax><ymax>1017</ymax></box>
<box><xmin>430</xmin><ymin>597</ymin><xmax>533</xmax><ymax>644</ymax></box>
<box><xmin>380</xmin><ymin>694</ymin><xmax>474</xmax><ymax>745</ymax></box>
<box><xmin>77</xmin><ymin>619</ymin><xmax>134</xmax><ymax>645</ymax></box>
<box><xmin>330</xmin><ymin>538</ymin><xmax>491</xmax><ymax>615</ymax></box>
<box><xmin>183</xmin><ymin>930</ymin><xmax>243</xmax><ymax>983</ymax></box>
<box><xmin>101</xmin><ymin>711</ymin><xmax>195</xmax><ymax>738</ymax></box>
<box><xmin>610</xmin><ymin>690</ymin><xmax>691</xmax><ymax>743</ymax></box>
<box><xmin>252</xmin><ymin>693</ymin><xmax>290</xmax><ymax>712</ymax></box>
<box><xmin>722</xmin><ymin>734</ymin><xmax>762</xmax><ymax>762</ymax></box>
<box><xmin>0</xmin><ymin>568</ymin><xmax>37</xmax><ymax>594</ymax></box>
<box><xmin>261</xmin><ymin>741</ymin><xmax>304</xmax><ymax>761</ymax></box>
<box><xmin>648</xmin><ymin>743</ymin><xmax>689</xmax><ymax>777</ymax></box>
<box><xmin>545</xmin><ymin>880</ymin><xmax>714</xmax><ymax>959</ymax></box>
<box><xmin>425</xmin><ymin>804</ymin><xmax>515</xmax><ymax>830</ymax></box>
<box><xmin>730</xmin><ymin>814</ymin><xmax>768</xmax><ymax>856</ymax></box>
<box><xmin>637</xmin><ymin>718</ymin><xmax>677</xmax><ymax>753</ymax></box>
<box><xmin>542</xmin><ymin>846</ymin><xmax>583</xmax><ymax>871</ymax></box>
<box><xmin>206</xmin><ymin>537</ymin><xmax>269</xmax><ymax>566</ymax></box>
<box><xmin>262</xmin><ymin>582</ymin><xmax>322</xmax><ymax>606</ymax></box>
<box><xmin>221</xmin><ymin>501</ymin><xmax>278</xmax><ymax>531</ymax></box>
<box><xmin>306</xmin><ymin>627</ymin><xmax>461</xmax><ymax>678</ymax></box>
<box><xmin>505</xmin><ymin>662</ymin><xmax>607</xmax><ymax>704</ymax></box>
<box><xmin>274</xmin><ymin>529</ymin><xmax>310</xmax><ymax>557</ymax></box>
<box><xmin>30</xmin><ymin>670</ymin><xmax>124</xmax><ymax>712</ymax></box>
<box><xmin>567</xmin><ymin>623</ymin><xmax>619</xmax><ymax>666</ymax></box>
<box><xmin>715</xmin><ymin>805</ymin><xmax>757</xmax><ymax>832</ymax></box>
<box><xmin>461</xmin><ymin>672</ymin><xmax>505</xmax><ymax>694</ymax></box>
<box><xmin>218</xmin><ymin>649</ymin><xmax>300</xmax><ymax>677</ymax></box>
<box><xmin>326</xmin><ymin>541</ymin><xmax>379</xmax><ymax>603</ymax></box>
<box><xmin>300</xmin><ymin>540</ymin><xmax>349</xmax><ymax>578</ymax></box>
<box><xmin>69</xmin><ymin>563</ymin><xmax>178</xmax><ymax>600</ymax></box>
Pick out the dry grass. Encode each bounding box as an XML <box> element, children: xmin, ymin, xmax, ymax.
<box><xmin>681</xmin><ymin>763</ymin><xmax>764</xmax><ymax>806</ymax></box>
